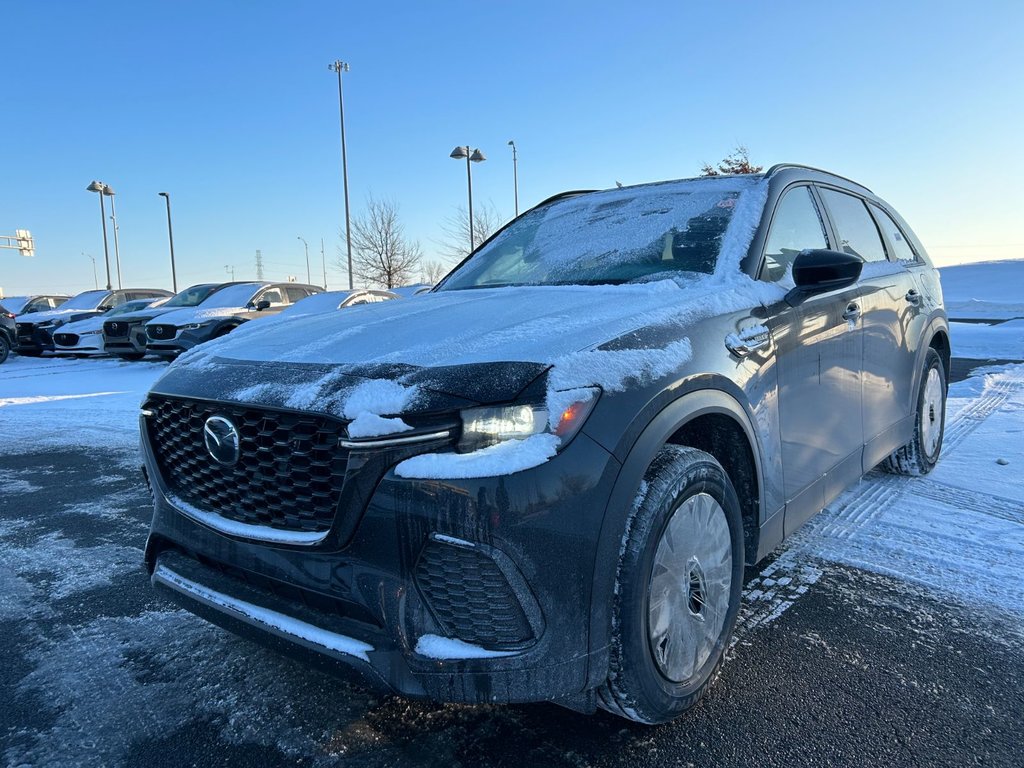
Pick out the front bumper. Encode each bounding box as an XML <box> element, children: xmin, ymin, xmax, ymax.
<box><xmin>14</xmin><ymin>323</ymin><xmax>55</xmax><ymax>353</ymax></box>
<box><xmin>142</xmin><ymin>408</ymin><xmax>620</xmax><ymax>706</ymax></box>
<box><xmin>145</xmin><ymin>326</ymin><xmax>216</xmax><ymax>357</ymax></box>
<box><xmin>52</xmin><ymin>333</ymin><xmax>105</xmax><ymax>355</ymax></box>
<box><xmin>104</xmin><ymin>321</ymin><xmax>149</xmax><ymax>355</ymax></box>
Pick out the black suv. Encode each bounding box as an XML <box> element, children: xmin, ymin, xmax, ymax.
<box><xmin>143</xmin><ymin>281</ymin><xmax>322</xmax><ymax>359</ymax></box>
<box><xmin>0</xmin><ymin>306</ymin><xmax>15</xmax><ymax>364</ymax></box>
<box><xmin>142</xmin><ymin>165</ymin><xmax>949</xmax><ymax>723</ymax></box>
<box><xmin>15</xmin><ymin>288</ymin><xmax>172</xmax><ymax>356</ymax></box>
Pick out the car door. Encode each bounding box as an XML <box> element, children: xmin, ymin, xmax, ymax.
<box><xmin>759</xmin><ymin>185</ymin><xmax>865</xmax><ymax>535</ymax></box>
<box><xmin>251</xmin><ymin>287</ymin><xmax>289</xmax><ymax>317</ymax></box>
<box><xmin>816</xmin><ymin>188</ymin><xmax>921</xmax><ymax>471</ymax></box>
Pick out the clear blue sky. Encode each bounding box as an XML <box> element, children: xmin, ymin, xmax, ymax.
<box><xmin>2</xmin><ymin>0</ymin><xmax>1022</xmax><ymax>296</ymax></box>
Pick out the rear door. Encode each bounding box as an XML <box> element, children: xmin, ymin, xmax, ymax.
<box><xmin>817</xmin><ymin>188</ymin><xmax>921</xmax><ymax>470</ymax></box>
<box><xmin>759</xmin><ymin>185</ymin><xmax>865</xmax><ymax>535</ymax></box>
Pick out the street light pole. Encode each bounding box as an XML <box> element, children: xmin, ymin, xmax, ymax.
<box><xmin>449</xmin><ymin>146</ymin><xmax>486</xmax><ymax>252</ymax></box>
<box><xmin>86</xmin><ymin>181</ymin><xmax>113</xmax><ymax>290</ymax></box>
<box><xmin>83</xmin><ymin>252</ymin><xmax>98</xmax><ymax>290</ymax></box>
<box><xmin>320</xmin><ymin>237</ymin><xmax>327</xmax><ymax>289</ymax></box>
<box><xmin>298</xmin><ymin>236</ymin><xmax>310</xmax><ymax>284</ymax></box>
<box><xmin>225</xmin><ymin>264</ymin><xmax>235</xmax><ymax>281</ymax></box>
<box><xmin>157</xmin><ymin>192</ymin><xmax>178</xmax><ymax>292</ymax></box>
<box><xmin>508</xmin><ymin>140</ymin><xmax>519</xmax><ymax>217</ymax></box>
<box><xmin>103</xmin><ymin>185</ymin><xmax>122</xmax><ymax>288</ymax></box>
<box><xmin>329</xmin><ymin>59</ymin><xmax>354</xmax><ymax>289</ymax></box>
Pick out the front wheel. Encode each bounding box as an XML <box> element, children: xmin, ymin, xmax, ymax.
<box><xmin>882</xmin><ymin>347</ymin><xmax>946</xmax><ymax>476</ymax></box>
<box><xmin>0</xmin><ymin>335</ymin><xmax>9</xmax><ymax>364</ymax></box>
<box><xmin>598</xmin><ymin>446</ymin><xmax>744</xmax><ymax>724</ymax></box>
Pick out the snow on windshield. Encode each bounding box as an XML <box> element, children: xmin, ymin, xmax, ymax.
<box><xmin>61</xmin><ymin>290</ymin><xmax>111</xmax><ymax>310</ymax></box>
<box><xmin>441</xmin><ymin>176</ymin><xmax>763</xmax><ymax>290</ymax></box>
<box><xmin>0</xmin><ymin>296</ymin><xmax>31</xmax><ymax>314</ymax></box>
<box><xmin>196</xmin><ymin>283</ymin><xmax>260</xmax><ymax>309</ymax></box>
<box><xmin>161</xmin><ymin>285</ymin><xmax>217</xmax><ymax>308</ymax></box>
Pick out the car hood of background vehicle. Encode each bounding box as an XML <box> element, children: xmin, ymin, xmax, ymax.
<box><xmin>146</xmin><ymin>306</ymin><xmax>243</xmax><ymax>326</ymax></box>
<box><xmin>17</xmin><ymin>307</ymin><xmax>99</xmax><ymax>324</ymax></box>
<box><xmin>108</xmin><ymin>306</ymin><xmax>182</xmax><ymax>325</ymax></box>
<box><xmin>56</xmin><ymin>315</ymin><xmax>106</xmax><ymax>334</ymax></box>
<box><xmin>155</xmin><ymin>278</ymin><xmax>780</xmax><ymax>410</ymax></box>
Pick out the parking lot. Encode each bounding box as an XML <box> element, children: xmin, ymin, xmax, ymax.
<box><xmin>2</xmin><ymin>353</ymin><xmax>1022</xmax><ymax>767</ymax></box>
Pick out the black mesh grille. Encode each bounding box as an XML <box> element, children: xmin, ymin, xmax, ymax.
<box><xmin>146</xmin><ymin>395</ymin><xmax>349</xmax><ymax>534</ymax></box>
<box><xmin>53</xmin><ymin>333</ymin><xmax>79</xmax><ymax>346</ymax></box>
<box><xmin>104</xmin><ymin>321</ymin><xmax>129</xmax><ymax>337</ymax></box>
<box><xmin>414</xmin><ymin>540</ymin><xmax>533</xmax><ymax>647</ymax></box>
<box><xmin>16</xmin><ymin>323</ymin><xmax>33</xmax><ymax>342</ymax></box>
<box><xmin>148</xmin><ymin>324</ymin><xmax>175</xmax><ymax>340</ymax></box>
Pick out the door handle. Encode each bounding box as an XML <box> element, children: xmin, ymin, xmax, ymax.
<box><xmin>905</xmin><ymin>289</ymin><xmax>922</xmax><ymax>305</ymax></box>
<box><xmin>725</xmin><ymin>325</ymin><xmax>771</xmax><ymax>357</ymax></box>
<box><xmin>842</xmin><ymin>302</ymin><xmax>861</xmax><ymax>322</ymax></box>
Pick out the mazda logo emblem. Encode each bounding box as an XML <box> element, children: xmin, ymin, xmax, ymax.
<box><xmin>203</xmin><ymin>415</ymin><xmax>240</xmax><ymax>466</ymax></box>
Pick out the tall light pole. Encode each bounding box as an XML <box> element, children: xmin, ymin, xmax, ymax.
<box><xmin>86</xmin><ymin>181</ymin><xmax>113</xmax><ymax>290</ymax></box>
<box><xmin>507</xmin><ymin>140</ymin><xmax>519</xmax><ymax>217</ymax></box>
<box><xmin>83</xmin><ymin>252</ymin><xmax>98</xmax><ymax>290</ymax></box>
<box><xmin>298</xmin><ymin>236</ymin><xmax>310</xmax><ymax>284</ymax></box>
<box><xmin>449</xmin><ymin>146</ymin><xmax>486</xmax><ymax>252</ymax></box>
<box><xmin>157</xmin><ymin>193</ymin><xmax>178</xmax><ymax>292</ymax></box>
<box><xmin>225</xmin><ymin>264</ymin><xmax>235</xmax><ymax>281</ymax></box>
<box><xmin>320</xmin><ymin>237</ymin><xmax>327</xmax><ymax>289</ymax></box>
<box><xmin>103</xmin><ymin>185</ymin><xmax>122</xmax><ymax>288</ymax></box>
<box><xmin>329</xmin><ymin>59</ymin><xmax>354</xmax><ymax>289</ymax></box>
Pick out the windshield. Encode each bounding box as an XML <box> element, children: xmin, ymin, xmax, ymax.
<box><xmin>161</xmin><ymin>284</ymin><xmax>219</xmax><ymax>308</ymax></box>
<box><xmin>106</xmin><ymin>300</ymin><xmax>155</xmax><ymax>316</ymax></box>
<box><xmin>61</xmin><ymin>290</ymin><xmax>112</xmax><ymax>310</ymax></box>
<box><xmin>196</xmin><ymin>283</ymin><xmax>260</xmax><ymax>309</ymax></box>
<box><xmin>439</xmin><ymin>179</ymin><xmax>751</xmax><ymax>290</ymax></box>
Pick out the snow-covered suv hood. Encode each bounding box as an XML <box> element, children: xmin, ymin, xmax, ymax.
<box><xmin>146</xmin><ymin>306</ymin><xmax>245</xmax><ymax>327</ymax></box>
<box><xmin>56</xmin><ymin>314</ymin><xmax>107</xmax><ymax>334</ymax></box>
<box><xmin>107</xmin><ymin>305</ymin><xmax>182</xmax><ymax>325</ymax></box>
<box><xmin>16</xmin><ymin>306</ymin><xmax>99</xmax><ymax>324</ymax></box>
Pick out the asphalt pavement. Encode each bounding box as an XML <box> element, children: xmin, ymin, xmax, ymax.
<box><xmin>2</xmin><ymin>368</ymin><xmax>1022</xmax><ymax>767</ymax></box>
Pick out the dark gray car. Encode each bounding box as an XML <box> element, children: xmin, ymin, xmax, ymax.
<box><xmin>141</xmin><ymin>165</ymin><xmax>949</xmax><ymax>723</ymax></box>
<box><xmin>143</xmin><ymin>281</ymin><xmax>322</xmax><ymax>359</ymax></box>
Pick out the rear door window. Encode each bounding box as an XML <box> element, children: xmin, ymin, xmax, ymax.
<box><xmin>818</xmin><ymin>188</ymin><xmax>888</xmax><ymax>263</ymax></box>
<box><xmin>761</xmin><ymin>186</ymin><xmax>830</xmax><ymax>282</ymax></box>
<box><xmin>869</xmin><ymin>204</ymin><xmax>918</xmax><ymax>263</ymax></box>
<box><xmin>258</xmin><ymin>288</ymin><xmax>286</xmax><ymax>307</ymax></box>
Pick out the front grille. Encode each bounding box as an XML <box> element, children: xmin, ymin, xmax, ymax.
<box><xmin>16</xmin><ymin>323</ymin><xmax>33</xmax><ymax>341</ymax></box>
<box><xmin>148</xmin><ymin>324</ymin><xmax>176</xmax><ymax>340</ymax></box>
<box><xmin>414</xmin><ymin>540</ymin><xmax>533</xmax><ymax>647</ymax></box>
<box><xmin>146</xmin><ymin>396</ymin><xmax>349</xmax><ymax>535</ymax></box>
<box><xmin>53</xmin><ymin>333</ymin><xmax>79</xmax><ymax>346</ymax></box>
<box><xmin>104</xmin><ymin>321</ymin><xmax>130</xmax><ymax>337</ymax></box>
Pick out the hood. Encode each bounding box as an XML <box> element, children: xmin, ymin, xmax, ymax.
<box><xmin>57</xmin><ymin>315</ymin><xmax>107</xmax><ymax>334</ymax></box>
<box><xmin>107</xmin><ymin>305</ymin><xmax>182</xmax><ymax>324</ymax></box>
<box><xmin>146</xmin><ymin>306</ymin><xmax>244</xmax><ymax>326</ymax></box>
<box><xmin>157</xmin><ymin>277</ymin><xmax>783</xmax><ymax>417</ymax></box>
<box><xmin>17</xmin><ymin>306</ymin><xmax>98</xmax><ymax>325</ymax></box>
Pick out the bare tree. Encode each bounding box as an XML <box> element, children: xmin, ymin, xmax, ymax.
<box><xmin>340</xmin><ymin>197</ymin><xmax>422</xmax><ymax>289</ymax></box>
<box><xmin>420</xmin><ymin>260</ymin><xmax>449</xmax><ymax>285</ymax></box>
<box><xmin>700</xmin><ymin>145</ymin><xmax>764</xmax><ymax>176</ymax></box>
<box><xmin>437</xmin><ymin>202</ymin><xmax>504</xmax><ymax>262</ymax></box>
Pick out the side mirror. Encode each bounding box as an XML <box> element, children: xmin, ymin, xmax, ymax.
<box><xmin>255</xmin><ymin>299</ymin><xmax>271</xmax><ymax>311</ymax></box>
<box><xmin>790</xmin><ymin>249</ymin><xmax>863</xmax><ymax>298</ymax></box>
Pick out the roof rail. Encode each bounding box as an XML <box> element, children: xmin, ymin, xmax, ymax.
<box><xmin>765</xmin><ymin>164</ymin><xmax>873</xmax><ymax>194</ymax></box>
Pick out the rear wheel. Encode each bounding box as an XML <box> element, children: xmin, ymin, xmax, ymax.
<box><xmin>882</xmin><ymin>347</ymin><xmax>946</xmax><ymax>476</ymax></box>
<box><xmin>598</xmin><ymin>446</ymin><xmax>744</xmax><ymax>724</ymax></box>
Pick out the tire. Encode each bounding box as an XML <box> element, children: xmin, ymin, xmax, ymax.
<box><xmin>881</xmin><ymin>347</ymin><xmax>946</xmax><ymax>476</ymax></box>
<box><xmin>0</xmin><ymin>335</ymin><xmax>9</xmax><ymax>364</ymax></box>
<box><xmin>598</xmin><ymin>445</ymin><xmax>744</xmax><ymax>724</ymax></box>
<box><xmin>116</xmin><ymin>352</ymin><xmax>146</xmax><ymax>361</ymax></box>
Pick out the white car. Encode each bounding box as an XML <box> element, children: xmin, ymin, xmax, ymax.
<box><xmin>52</xmin><ymin>298</ymin><xmax>168</xmax><ymax>356</ymax></box>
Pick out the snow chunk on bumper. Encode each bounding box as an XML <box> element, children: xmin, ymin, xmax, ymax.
<box><xmin>395</xmin><ymin>433</ymin><xmax>559</xmax><ymax>480</ymax></box>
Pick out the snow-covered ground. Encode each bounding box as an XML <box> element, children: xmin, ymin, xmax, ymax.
<box><xmin>940</xmin><ymin>258</ymin><xmax>1024</xmax><ymax>320</ymax></box>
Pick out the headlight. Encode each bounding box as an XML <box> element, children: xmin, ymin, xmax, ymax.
<box><xmin>457</xmin><ymin>388</ymin><xmax>600</xmax><ymax>453</ymax></box>
<box><xmin>81</xmin><ymin>329</ymin><xmax>101</xmax><ymax>336</ymax></box>
<box><xmin>184</xmin><ymin>321</ymin><xmax>213</xmax><ymax>330</ymax></box>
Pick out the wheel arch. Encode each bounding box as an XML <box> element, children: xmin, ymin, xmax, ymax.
<box><xmin>585</xmin><ymin>383</ymin><xmax>765</xmax><ymax>689</ymax></box>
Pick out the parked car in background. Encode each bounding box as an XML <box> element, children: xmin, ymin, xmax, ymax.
<box><xmin>144</xmin><ymin>281</ymin><xmax>322</xmax><ymax>359</ymax></box>
<box><xmin>104</xmin><ymin>283</ymin><xmax>235</xmax><ymax>360</ymax></box>
<box><xmin>0</xmin><ymin>306</ymin><xmax>15</xmax><ymax>364</ymax></box>
<box><xmin>142</xmin><ymin>165</ymin><xmax>950</xmax><ymax>723</ymax></box>
<box><xmin>15</xmin><ymin>288</ymin><xmax>173</xmax><ymax>356</ymax></box>
<box><xmin>273</xmin><ymin>289</ymin><xmax>398</xmax><ymax>319</ymax></box>
<box><xmin>389</xmin><ymin>284</ymin><xmax>433</xmax><ymax>298</ymax></box>
<box><xmin>0</xmin><ymin>294</ymin><xmax>69</xmax><ymax>316</ymax></box>
<box><xmin>52</xmin><ymin>298</ymin><xmax>168</xmax><ymax>357</ymax></box>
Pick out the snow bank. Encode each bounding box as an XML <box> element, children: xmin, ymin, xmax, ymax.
<box><xmin>940</xmin><ymin>259</ymin><xmax>1024</xmax><ymax>320</ymax></box>
<box><xmin>949</xmin><ymin>320</ymin><xmax>1024</xmax><ymax>360</ymax></box>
